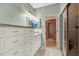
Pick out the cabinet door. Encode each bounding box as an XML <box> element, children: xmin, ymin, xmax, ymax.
<box><xmin>0</xmin><ymin>39</ymin><xmax>4</xmax><ymax>54</ymax></box>
<box><xmin>1</xmin><ymin>46</ymin><xmax>24</xmax><ymax>56</ymax></box>
<box><xmin>68</xmin><ymin>3</ymin><xmax>78</xmax><ymax>56</ymax></box>
<box><xmin>23</xmin><ymin>44</ymin><xmax>33</xmax><ymax>56</ymax></box>
<box><xmin>4</xmin><ymin>36</ymin><xmax>24</xmax><ymax>51</ymax></box>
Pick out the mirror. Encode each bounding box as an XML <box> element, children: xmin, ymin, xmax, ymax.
<box><xmin>26</xmin><ymin>17</ymin><xmax>32</xmax><ymax>27</ymax></box>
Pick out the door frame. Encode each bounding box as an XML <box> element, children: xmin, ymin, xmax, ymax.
<box><xmin>59</xmin><ymin>3</ymin><xmax>69</xmax><ymax>56</ymax></box>
<box><xmin>45</xmin><ymin>16</ymin><xmax>57</xmax><ymax>47</ymax></box>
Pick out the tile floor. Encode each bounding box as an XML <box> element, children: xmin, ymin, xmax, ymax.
<box><xmin>44</xmin><ymin>47</ymin><xmax>62</xmax><ymax>56</ymax></box>
<box><xmin>36</xmin><ymin>47</ymin><xmax>62</xmax><ymax>56</ymax></box>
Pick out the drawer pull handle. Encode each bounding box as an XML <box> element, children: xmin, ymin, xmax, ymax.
<box><xmin>30</xmin><ymin>49</ymin><xmax>32</xmax><ymax>51</ymax></box>
<box><xmin>13</xmin><ymin>31</ymin><xmax>19</xmax><ymax>33</ymax></box>
<box><xmin>30</xmin><ymin>42</ymin><xmax>32</xmax><ymax>44</ymax></box>
<box><xmin>13</xmin><ymin>40</ymin><xmax>19</xmax><ymax>43</ymax></box>
<box><xmin>13</xmin><ymin>51</ymin><xmax>18</xmax><ymax>55</ymax></box>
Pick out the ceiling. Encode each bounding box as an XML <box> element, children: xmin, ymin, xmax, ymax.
<box><xmin>30</xmin><ymin>3</ymin><xmax>54</xmax><ymax>9</ymax></box>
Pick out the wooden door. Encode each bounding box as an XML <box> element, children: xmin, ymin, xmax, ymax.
<box><xmin>48</xmin><ymin>21</ymin><xmax>56</xmax><ymax>38</ymax></box>
<box><xmin>46</xmin><ymin>20</ymin><xmax>56</xmax><ymax>47</ymax></box>
<box><xmin>68</xmin><ymin>3</ymin><xmax>78</xmax><ymax>56</ymax></box>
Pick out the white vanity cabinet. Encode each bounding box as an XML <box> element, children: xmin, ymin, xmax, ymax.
<box><xmin>0</xmin><ymin>25</ymin><xmax>41</xmax><ymax>56</ymax></box>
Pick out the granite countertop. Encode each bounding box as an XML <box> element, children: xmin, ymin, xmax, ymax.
<box><xmin>33</xmin><ymin>29</ymin><xmax>41</xmax><ymax>37</ymax></box>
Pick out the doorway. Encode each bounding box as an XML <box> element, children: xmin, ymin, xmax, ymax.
<box><xmin>45</xmin><ymin>19</ymin><xmax>56</xmax><ymax>47</ymax></box>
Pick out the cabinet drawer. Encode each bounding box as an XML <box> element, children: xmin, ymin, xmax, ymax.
<box><xmin>23</xmin><ymin>45</ymin><xmax>33</xmax><ymax>56</ymax></box>
<box><xmin>24</xmin><ymin>37</ymin><xmax>33</xmax><ymax>44</ymax></box>
<box><xmin>4</xmin><ymin>29</ymin><xmax>25</xmax><ymax>37</ymax></box>
<box><xmin>0</xmin><ymin>28</ymin><xmax>5</xmax><ymax>38</ymax></box>
<box><xmin>0</xmin><ymin>27</ymin><xmax>25</xmax><ymax>38</ymax></box>
<box><xmin>4</xmin><ymin>36</ymin><xmax>24</xmax><ymax>51</ymax></box>
<box><xmin>25</xmin><ymin>29</ymin><xmax>34</xmax><ymax>34</ymax></box>
<box><xmin>25</xmin><ymin>29</ymin><xmax>31</xmax><ymax>34</ymax></box>
<box><xmin>1</xmin><ymin>46</ymin><xmax>24</xmax><ymax>56</ymax></box>
<box><xmin>24</xmin><ymin>34</ymin><xmax>33</xmax><ymax>39</ymax></box>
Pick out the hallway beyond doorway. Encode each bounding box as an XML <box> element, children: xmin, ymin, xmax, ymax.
<box><xmin>45</xmin><ymin>18</ymin><xmax>56</xmax><ymax>47</ymax></box>
<box><xmin>46</xmin><ymin>38</ymin><xmax>56</xmax><ymax>47</ymax></box>
<box><xmin>44</xmin><ymin>47</ymin><xmax>62</xmax><ymax>56</ymax></box>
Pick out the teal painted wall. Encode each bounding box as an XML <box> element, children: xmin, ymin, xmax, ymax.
<box><xmin>0</xmin><ymin>3</ymin><xmax>35</xmax><ymax>26</ymax></box>
<box><xmin>36</xmin><ymin>3</ymin><xmax>60</xmax><ymax>18</ymax></box>
<box><xmin>36</xmin><ymin>4</ymin><xmax>60</xmax><ymax>48</ymax></box>
<box><xmin>59</xmin><ymin>15</ymin><xmax>64</xmax><ymax>50</ymax></box>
